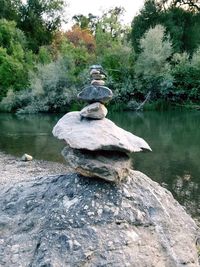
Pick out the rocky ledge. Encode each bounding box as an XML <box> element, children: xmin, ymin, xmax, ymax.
<box><xmin>0</xmin><ymin>171</ymin><xmax>199</xmax><ymax>267</ymax></box>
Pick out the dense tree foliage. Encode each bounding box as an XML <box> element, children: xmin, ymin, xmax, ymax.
<box><xmin>131</xmin><ymin>1</ymin><xmax>162</xmax><ymax>54</ymax></box>
<box><xmin>0</xmin><ymin>19</ymin><xmax>31</xmax><ymax>100</ymax></box>
<box><xmin>171</xmin><ymin>49</ymin><xmax>200</xmax><ymax>103</ymax></box>
<box><xmin>131</xmin><ymin>0</ymin><xmax>200</xmax><ymax>54</ymax></box>
<box><xmin>0</xmin><ymin>0</ymin><xmax>67</xmax><ymax>52</ymax></box>
<box><xmin>66</xmin><ymin>25</ymin><xmax>96</xmax><ymax>52</ymax></box>
<box><xmin>134</xmin><ymin>25</ymin><xmax>173</xmax><ymax>99</ymax></box>
<box><xmin>0</xmin><ymin>1</ymin><xmax>200</xmax><ymax>112</ymax></box>
<box><xmin>0</xmin><ymin>0</ymin><xmax>21</xmax><ymax>21</ymax></box>
<box><xmin>72</xmin><ymin>13</ymin><xmax>98</xmax><ymax>32</ymax></box>
<box><xmin>18</xmin><ymin>0</ymin><xmax>67</xmax><ymax>52</ymax></box>
<box><xmin>131</xmin><ymin>23</ymin><xmax>200</xmax><ymax>106</ymax></box>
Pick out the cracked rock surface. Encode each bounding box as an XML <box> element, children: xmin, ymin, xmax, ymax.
<box><xmin>0</xmin><ymin>170</ymin><xmax>199</xmax><ymax>267</ymax></box>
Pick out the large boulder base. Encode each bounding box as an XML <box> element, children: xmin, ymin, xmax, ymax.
<box><xmin>0</xmin><ymin>171</ymin><xmax>199</xmax><ymax>267</ymax></box>
<box><xmin>52</xmin><ymin>112</ymin><xmax>152</xmax><ymax>153</ymax></box>
<box><xmin>62</xmin><ymin>146</ymin><xmax>132</xmax><ymax>182</ymax></box>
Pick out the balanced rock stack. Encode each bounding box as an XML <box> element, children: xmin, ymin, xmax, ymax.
<box><xmin>53</xmin><ymin>65</ymin><xmax>151</xmax><ymax>182</ymax></box>
<box><xmin>78</xmin><ymin>65</ymin><xmax>112</xmax><ymax>119</ymax></box>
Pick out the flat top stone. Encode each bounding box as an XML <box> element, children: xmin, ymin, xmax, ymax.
<box><xmin>52</xmin><ymin>111</ymin><xmax>152</xmax><ymax>153</ymax></box>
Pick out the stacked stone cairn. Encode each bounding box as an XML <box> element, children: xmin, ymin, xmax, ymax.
<box><xmin>53</xmin><ymin>65</ymin><xmax>152</xmax><ymax>182</ymax></box>
<box><xmin>78</xmin><ymin>65</ymin><xmax>111</xmax><ymax>119</ymax></box>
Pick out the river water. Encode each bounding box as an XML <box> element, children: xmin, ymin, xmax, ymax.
<box><xmin>0</xmin><ymin>111</ymin><xmax>199</xmax><ymax>221</ymax></box>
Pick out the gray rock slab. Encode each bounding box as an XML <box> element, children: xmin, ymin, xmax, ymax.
<box><xmin>0</xmin><ymin>171</ymin><xmax>199</xmax><ymax>266</ymax></box>
<box><xmin>52</xmin><ymin>111</ymin><xmax>152</xmax><ymax>153</ymax></box>
<box><xmin>80</xmin><ymin>102</ymin><xmax>108</xmax><ymax>119</ymax></box>
<box><xmin>62</xmin><ymin>146</ymin><xmax>132</xmax><ymax>182</ymax></box>
<box><xmin>77</xmin><ymin>85</ymin><xmax>113</xmax><ymax>104</ymax></box>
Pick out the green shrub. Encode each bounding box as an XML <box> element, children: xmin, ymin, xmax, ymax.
<box><xmin>0</xmin><ymin>56</ymin><xmax>78</xmax><ymax>113</ymax></box>
<box><xmin>0</xmin><ymin>19</ymin><xmax>33</xmax><ymax>100</ymax></box>
<box><xmin>134</xmin><ymin>24</ymin><xmax>173</xmax><ymax>99</ymax></box>
<box><xmin>171</xmin><ymin>49</ymin><xmax>200</xmax><ymax>102</ymax></box>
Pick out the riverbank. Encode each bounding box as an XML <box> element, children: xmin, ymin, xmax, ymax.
<box><xmin>0</xmin><ymin>151</ymin><xmax>68</xmax><ymax>185</ymax></box>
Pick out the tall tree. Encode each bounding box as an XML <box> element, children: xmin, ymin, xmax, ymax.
<box><xmin>18</xmin><ymin>0</ymin><xmax>67</xmax><ymax>52</ymax></box>
<box><xmin>131</xmin><ymin>0</ymin><xmax>200</xmax><ymax>54</ymax></box>
<box><xmin>135</xmin><ymin>25</ymin><xmax>173</xmax><ymax>98</ymax></box>
<box><xmin>131</xmin><ymin>0</ymin><xmax>161</xmax><ymax>53</ymax></box>
<box><xmin>162</xmin><ymin>7</ymin><xmax>200</xmax><ymax>53</ymax></box>
<box><xmin>72</xmin><ymin>13</ymin><xmax>98</xmax><ymax>32</ymax></box>
<box><xmin>94</xmin><ymin>7</ymin><xmax>133</xmax><ymax>89</ymax></box>
<box><xmin>97</xmin><ymin>7</ymin><xmax>126</xmax><ymax>38</ymax></box>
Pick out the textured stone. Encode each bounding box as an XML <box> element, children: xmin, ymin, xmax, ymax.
<box><xmin>90</xmin><ymin>69</ymin><xmax>100</xmax><ymax>75</ymax></box>
<box><xmin>21</xmin><ymin>154</ymin><xmax>33</xmax><ymax>161</ymax></box>
<box><xmin>0</xmin><ymin>171</ymin><xmax>199</xmax><ymax>266</ymax></box>
<box><xmin>77</xmin><ymin>85</ymin><xmax>113</xmax><ymax>104</ymax></box>
<box><xmin>91</xmin><ymin>79</ymin><xmax>105</xmax><ymax>86</ymax></box>
<box><xmin>80</xmin><ymin>102</ymin><xmax>108</xmax><ymax>119</ymax></box>
<box><xmin>52</xmin><ymin>111</ymin><xmax>152</xmax><ymax>153</ymax></box>
<box><xmin>62</xmin><ymin>146</ymin><xmax>131</xmax><ymax>182</ymax></box>
<box><xmin>91</xmin><ymin>74</ymin><xmax>105</xmax><ymax>80</ymax></box>
<box><xmin>89</xmin><ymin>65</ymin><xmax>106</xmax><ymax>76</ymax></box>
<box><xmin>90</xmin><ymin>64</ymin><xmax>103</xmax><ymax>71</ymax></box>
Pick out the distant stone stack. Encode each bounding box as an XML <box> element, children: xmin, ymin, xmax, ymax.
<box><xmin>78</xmin><ymin>65</ymin><xmax>112</xmax><ymax>120</ymax></box>
<box><xmin>53</xmin><ymin>65</ymin><xmax>151</xmax><ymax>182</ymax></box>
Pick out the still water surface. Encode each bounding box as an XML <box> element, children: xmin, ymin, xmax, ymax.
<box><xmin>0</xmin><ymin>111</ymin><xmax>199</xmax><ymax>220</ymax></box>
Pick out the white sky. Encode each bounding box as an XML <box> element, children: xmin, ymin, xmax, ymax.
<box><xmin>64</xmin><ymin>0</ymin><xmax>145</xmax><ymax>29</ymax></box>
